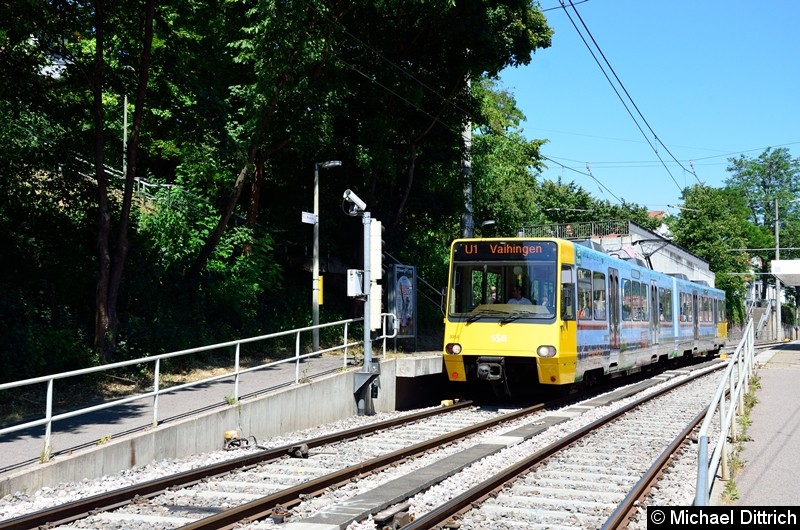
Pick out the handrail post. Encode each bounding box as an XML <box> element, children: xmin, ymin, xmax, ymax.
<box><xmin>696</xmin><ymin>436</ymin><xmax>710</xmax><ymax>505</ymax></box>
<box><xmin>295</xmin><ymin>331</ymin><xmax>301</xmax><ymax>384</ymax></box>
<box><xmin>382</xmin><ymin>313</ymin><xmax>387</xmax><ymax>359</ymax></box>
<box><xmin>343</xmin><ymin>321</ymin><xmax>349</xmax><ymax>369</ymax></box>
<box><xmin>43</xmin><ymin>379</ymin><xmax>54</xmax><ymax>462</ymax></box>
<box><xmin>234</xmin><ymin>343</ymin><xmax>241</xmax><ymax>401</ymax></box>
<box><xmin>152</xmin><ymin>358</ymin><xmax>161</xmax><ymax>428</ymax></box>
<box><xmin>729</xmin><ymin>367</ymin><xmax>739</xmax><ymax>442</ymax></box>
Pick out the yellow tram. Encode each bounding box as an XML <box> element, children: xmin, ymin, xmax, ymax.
<box><xmin>442</xmin><ymin>237</ymin><xmax>727</xmax><ymax>396</ymax></box>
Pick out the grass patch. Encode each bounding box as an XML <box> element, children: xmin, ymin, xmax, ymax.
<box><xmin>720</xmin><ymin>372</ymin><xmax>760</xmax><ymax>504</ymax></box>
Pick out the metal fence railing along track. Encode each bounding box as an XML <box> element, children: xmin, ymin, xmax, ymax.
<box><xmin>694</xmin><ymin>318</ymin><xmax>755</xmax><ymax>505</ymax></box>
<box><xmin>0</xmin><ymin>317</ymin><xmax>402</xmax><ymax>465</ymax></box>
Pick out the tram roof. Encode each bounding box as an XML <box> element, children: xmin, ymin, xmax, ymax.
<box><xmin>517</xmin><ymin>219</ymin><xmax>715</xmax><ymax>287</ymax></box>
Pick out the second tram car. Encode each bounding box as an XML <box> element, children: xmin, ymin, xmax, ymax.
<box><xmin>442</xmin><ymin>237</ymin><xmax>727</xmax><ymax>395</ymax></box>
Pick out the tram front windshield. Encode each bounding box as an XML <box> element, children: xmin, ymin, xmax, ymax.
<box><xmin>448</xmin><ymin>240</ymin><xmax>558</xmax><ymax>319</ymax></box>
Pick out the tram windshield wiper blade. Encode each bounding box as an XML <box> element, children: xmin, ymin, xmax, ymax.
<box><xmin>499</xmin><ymin>312</ymin><xmax>526</xmax><ymax>324</ymax></box>
<box><xmin>466</xmin><ymin>308</ymin><xmax>507</xmax><ymax>323</ymax></box>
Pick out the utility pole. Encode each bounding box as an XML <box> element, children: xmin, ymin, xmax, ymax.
<box><xmin>461</xmin><ymin>120</ymin><xmax>474</xmax><ymax>238</ymax></box>
<box><xmin>776</xmin><ymin>198</ymin><xmax>783</xmax><ymax>341</ymax></box>
<box><xmin>312</xmin><ymin>161</ymin><xmax>341</xmax><ymax>353</ymax></box>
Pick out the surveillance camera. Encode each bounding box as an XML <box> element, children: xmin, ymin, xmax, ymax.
<box><xmin>343</xmin><ymin>189</ymin><xmax>367</xmax><ymax>212</ymax></box>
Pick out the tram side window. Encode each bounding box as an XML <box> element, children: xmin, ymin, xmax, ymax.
<box><xmin>470</xmin><ymin>270</ymin><xmax>482</xmax><ymax>308</ymax></box>
<box><xmin>487</xmin><ymin>270</ymin><xmax>500</xmax><ymax>304</ymax></box>
<box><xmin>622</xmin><ymin>279</ymin><xmax>632</xmax><ymax>320</ymax></box>
<box><xmin>659</xmin><ymin>288</ymin><xmax>672</xmax><ymax>321</ymax></box>
<box><xmin>450</xmin><ymin>270</ymin><xmax>461</xmax><ymax>313</ymax></box>
<box><xmin>577</xmin><ymin>268</ymin><xmax>593</xmax><ymax>319</ymax></box>
<box><xmin>621</xmin><ymin>279</ymin><xmax>647</xmax><ymax>321</ymax></box>
<box><xmin>631</xmin><ymin>281</ymin><xmax>642</xmax><ymax>320</ymax></box>
<box><xmin>593</xmin><ymin>271</ymin><xmax>606</xmax><ymax>320</ymax></box>
<box><xmin>450</xmin><ymin>267</ymin><xmax>482</xmax><ymax>313</ymax></box>
<box><xmin>561</xmin><ymin>265</ymin><xmax>575</xmax><ymax>320</ymax></box>
<box><xmin>468</xmin><ymin>268</ymin><xmax>504</xmax><ymax>307</ymax></box>
<box><xmin>640</xmin><ymin>282</ymin><xmax>649</xmax><ymax>321</ymax></box>
<box><xmin>702</xmin><ymin>296</ymin><xmax>712</xmax><ymax>322</ymax></box>
<box><xmin>680</xmin><ymin>292</ymin><xmax>693</xmax><ymax>322</ymax></box>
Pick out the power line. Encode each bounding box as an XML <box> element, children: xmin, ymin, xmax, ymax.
<box><xmin>560</xmin><ymin>0</ymin><xmax>695</xmax><ymax>193</ymax></box>
<box><xmin>688</xmin><ymin>141</ymin><xmax>800</xmax><ymax>162</ymax></box>
<box><xmin>306</xmin><ymin>0</ymin><xmax>773</xmax><ymax>208</ymax></box>
<box><xmin>303</xmin><ymin>1</ymin><xmax>634</xmax><ymax>205</ymax></box>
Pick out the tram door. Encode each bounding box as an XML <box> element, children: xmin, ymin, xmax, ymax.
<box><xmin>608</xmin><ymin>268</ymin><xmax>620</xmax><ymax>362</ymax></box>
<box><xmin>650</xmin><ymin>281</ymin><xmax>659</xmax><ymax>347</ymax></box>
<box><xmin>693</xmin><ymin>292</ymin><xmax>700</xmax><ymax>342</ymax></box>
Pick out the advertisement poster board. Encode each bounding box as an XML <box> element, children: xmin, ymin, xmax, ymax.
<box><xmin>389</xmin><ymin>264</ymin><xmax>416</xmax><ymax>338</ymax></box>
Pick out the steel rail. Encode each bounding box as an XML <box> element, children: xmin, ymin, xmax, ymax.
<box><xmin>602</xmin><ymin>408</ymin><xmax>707</xmax><ymax>529</ymax></box>
<box><xmin>400</xmin><ymin>367</ymin><xmax>717</xmax><ymax>530</ymax></box>
<box><xmin>175</xmin><ymin>400</ymin><xmax>554</xmax><ymax>530</ymax></box>
<box><xmin>0</xmin><ymin>400</ymin><xmax>477</xmax><ymax>530</ymax></box>
<box><xmin>3</xmin><ymin>359</ymin><xmax>724</xmax><ymax>530</ymax></box>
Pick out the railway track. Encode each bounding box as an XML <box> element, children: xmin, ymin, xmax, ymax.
<box><xmin>402</xmin><ymin>367</ymin><xmax>721</xmax><ymax>530</ymax></box>
<box><xmin>0</xmin><ymin>400</ymin><xmax>540</xmax><ymax>530</ymax></box>
<box><xmin>0</xmin><ymin>358</ymin><xmax>728</xmax><ymax>530</ymax></box>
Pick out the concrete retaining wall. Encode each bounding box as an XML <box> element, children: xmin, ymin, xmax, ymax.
<box><xmin>0</xmin><ymin>358</ymin><xmax>401</xmax><ymax>496</ymax></box>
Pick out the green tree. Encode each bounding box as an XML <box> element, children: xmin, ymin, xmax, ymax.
<box><xmin>667</xmin><ymin>184</ymin><xmax>754</xmax><ymax>324</ymax></box>
<box><xmin>725</xmin><ymin>147</ymin><xmax>800</xmax><ymax>299</ymax></box>
<box><xmin>532</xmin><ymin>179</ymin><xmax>656</xmax><ymax>230</ymax></box>
<box><xmin>0</xmin><ymin>0</ymin><xmax>556</xmax><ymax>376</ymax></box>
<box><xmin>470</xmin><ymin>79</ymin><xmax>546</xmax><ymax>234</ymax></box>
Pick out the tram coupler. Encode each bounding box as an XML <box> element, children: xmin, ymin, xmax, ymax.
<box><xmin>354</xmin><ymin>359</ymin><xmax>380</xmax><ymax>416</ymax></box>
<box><xmin>476</xmin><ymin>356</ymin><xmax>506</xmax><ymax>382</ymax></box>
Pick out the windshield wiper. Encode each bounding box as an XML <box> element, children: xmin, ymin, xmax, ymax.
<box><xmin>466</xmin><ymin>308</ymin><xmax>507</xmax><ymax>323</ymax></box>
<box><xmin>499</xmin><ymin>312</ymin><xmax>526</xmax><ymax>325</ymax></box>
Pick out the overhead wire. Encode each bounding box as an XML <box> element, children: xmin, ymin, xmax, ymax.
<box><xmin>304</xmin><ymin>0</ymin><xmax>629</xmax><ymax>205</ymax></box>
<box><xmin>560</xmin><ymin>0</ymin><xmax>693</xmax><ymax>193</ymax></box>
<box><xmin>303</xmin><ymin>0</ymin><xmax>787</xmax><ymax>208</ymax></box>
<box><xmin>335</xmin><ymin>47</ymin><xmax>626</xmax><ymax>204</ymax></box>
<box><xmin>542</xmin><ymin>156</ymin><xmax>623</xmax><ymax>203</ymax></box>
<box><xmin>687</xmin><ymin>141</ymin><xmax>800</xmax><ymax>162</ymax></box>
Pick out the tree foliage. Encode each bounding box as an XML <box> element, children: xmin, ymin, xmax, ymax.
<box><xmin>667</xmin><ymin>185</ymin><xmax>754</xmax><ymax>324</ymax></box>
<box><xmin>725</xmin><ymin>147</ymin><xmax>800</xmax><ymax>299</ymax></box>
<box><xmin>5</xmin><ymin>0</ymin><xmax>787</xmax><ymax>382</ymax></box>
<box><xmin>0</xmin><ymin>0</ymin><xmax>555</xmax><ymax>379</ymax></box>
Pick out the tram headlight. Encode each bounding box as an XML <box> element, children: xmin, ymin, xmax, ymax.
<box><xmin>537</xmin><ymin>345</ymin><xmax>556</xmax><ymax>358</ymax></box>
<box><xmin>445</xmin><ymin>343</ymin><xmax>462</xmax><ymax>354</ymax></box>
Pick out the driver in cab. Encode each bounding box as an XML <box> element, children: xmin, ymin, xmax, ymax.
<box><xmin>507</xmin><ymin>285</ymin><xmax>532</xmax><ymax>305</ymax></box>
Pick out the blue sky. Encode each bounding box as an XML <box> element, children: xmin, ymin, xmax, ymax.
<box><xmin>499</xmin><ymin>0</ymin><xmax>800</xmax><ymax>213</ymax></box>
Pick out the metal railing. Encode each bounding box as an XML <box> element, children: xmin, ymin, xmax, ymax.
<box><xmin>755</xmin><ymin>299</ymin><xmax>773</xmax><ymax>339</ymax></box>
<box><xmin>695</xmin><ymin>318</ymin><xmax>755</xmax><ymax>505</ymax></box>
<box><xmin>0</xmin><ymin>316</ymin><xmax>397</xmax><ymax>463</ymax></box>
<box><xmin>518</xmin><ymin>220</ymin><xmax>631</xmax><ymax>240</ymax></box>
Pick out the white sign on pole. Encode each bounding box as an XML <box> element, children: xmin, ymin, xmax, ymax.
<box><xmin>301</xmin><ymin>211</ymin><xmax>315</xmax><ymax>224</ymax></box>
